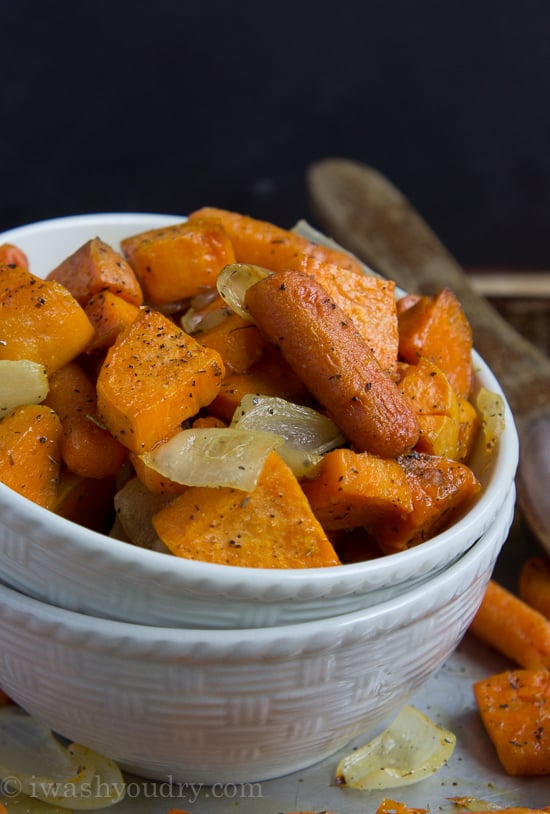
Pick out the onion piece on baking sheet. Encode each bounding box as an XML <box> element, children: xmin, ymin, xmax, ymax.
<box><xmin>0</xmin><ymin>707</ymin><xmax>125</xmax><ymax>809</ymax></box>
<box><xmin>335</xmin><ymin>705</ymin><xmax>456</xmax><ymax>790</ymax></box>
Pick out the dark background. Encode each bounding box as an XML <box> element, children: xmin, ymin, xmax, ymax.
<box><xmin>2</xmin><ymin>0</ymin><xmax>549</xmax><ymax>267</ymax></box>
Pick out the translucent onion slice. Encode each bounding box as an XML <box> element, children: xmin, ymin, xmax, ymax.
<box><xmin>140</xmin><ymin>427</ymin><xmax>286</xmax><ymax>492</ymax></box>
<box><xmin>230</xmin><ymin>394</ymin><xmax>345</xmax><ymax>478</ymax></box>
<box><xmin>476</xmin><ymin>387</ymin><xmax>505</xmax><ymax>453</ymax></box>
<box><xmin>0</xmin><ymin>707</ymin><xmax>125</xmax><ymax>809</ymax></box>
<box><xmin>216</xmin><ymin>263</ymin><xmax>272</xmax><ymax>321</ymax></box>
<box><xmin>0</xmin><ymin>360</ymin><xmax>49</xmax><ymax>418</ymax></box>
<box><xmin>335</xmin><ymin>705</ymin><xmax>456</xmax><ymax>790</ymax></box>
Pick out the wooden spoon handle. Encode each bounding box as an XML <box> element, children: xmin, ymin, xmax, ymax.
<box><xmin>307</xmin><ymin>158</ymin><xmax>550</xmax><ymax>421</ymax></box>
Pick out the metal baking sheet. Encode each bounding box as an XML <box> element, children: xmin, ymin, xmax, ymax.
<box><xmin>109</xmin><ymin>514</ymin><xmax>549</xmax><ymax>813</ymax></box>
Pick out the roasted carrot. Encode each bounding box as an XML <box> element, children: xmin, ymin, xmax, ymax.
<box><xmin>46</xmin><ymin>361</ymin><xmax>128</xmax><ymax>479</ymax></box>
<box><xmin>47</xmin><ymin>237</ymin><xmax>143</xmax><ymax>306</ymax></box>
<box><xmin>96</xmin><ymin>308</ymin><xmax>225</xmax><ymax>453</ymax></box>
<box><xmin>0</xmin><ymin>263</ymin><xmax>95</xmax><ymax>374</ymax></box>
<box><xmin>469</xmin><ymin>579</ymin><xmax>550</xmax><ymax>670</ymax></box>
<box><xmin>519</xmin><ymin>557</ymin><xmax>550</xmax><ymax>620</ymax></box>
<box><xmin>473</xmin><ymin>668</ymin><xmax>550</xmax><ymax>776</ymax></box>
<box><xmin>244</xmin><ymin>269</ymin><xmax>419</xmax><ymax>458</ymax></box>
<box><xmin>0</xmin><ymin>404</ymin><xmax>62</xmax><ymax>509</ymax></box>
<box><xmin>152</xmin><ymin>451</ymin><xmax>341</xmax><ymax>568</ymax></box>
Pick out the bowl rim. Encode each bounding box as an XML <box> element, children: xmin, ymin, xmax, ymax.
<box><xmin>0</xmin><ymin>213</ymin><xmax>520</xmax><ymax>595</ymax></box>
<box><xmin>0</xmin><ymin>484</ymin><xmax>515</xmax><ymax>655</ymax></box>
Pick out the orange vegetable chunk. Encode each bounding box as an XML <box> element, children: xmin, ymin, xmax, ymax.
<box><xmin>47</xmin><ymin>237</ymin><xmax>143</xmax><ymax>306</ymax></box>
<box><xmin>473</xmin><ymin>668</ymin><xmax>550</xmax><ymax>776</ymax></box>
<box><xmin>152</xmin><ymin>451</ymin><xmax>341</xmax><ymax>568</ymax></box>
<box><xmin>197</xmin><ymin>309</ymin><xmax>266</xmax><ymax>374</ymax></box>
<box><xmin>372</xmin><ymin>452</ymin><xmax>481</xmax><ymax>552</ymax></box>
<box><xmin>519</xmin><ymin>557</ymin><xmax>550</xmax><ymax>620</ymax></box>
<box><xmin>469</xmin><ymin>580</ymin><xmax>550</xmax><ymax>670</ymax></box>
<box><xmin>397</xmin><ymin>287</ymin><xmax>473</xmax><ymax>399</ymax></box>
<box><xmin>96</xmin><ymin>308</ymin><xmax>225</xmax><ymax>453</ymax></box>
<box><xmin>0</xmin><ymin>264</ymin><xmax>95</xmax><ymax>374</ymax></box>
<box><xmin>0</xmin><ymin>404</ymin><xmax>62</xmax><ymax>509</ymax></box>
<box><xmin>120</xmin><ymin>218</ymin><xmax>235</xmax><ymax>305</ymax></box>
<box><xmin>46</xmin><ymin>361</ymin><xmax>128</xmax><ymax>479</ymax></box>
<box><xmin>0</xmin><ymin>243</ymin><xmax>29</xmax><ymax>269</ymax></box>
<box><xmin>245</xmin><ymin>269</ymin><xmax>419</xmax><ymax>458</ymax></box>
<box><xmin>302</xmin><ymin>448</ymin><xmax>413</xmax><ymax>531</ymax></box>
<box><xmin>84</xmin><ymin>290</ymin><xmax>141</xmax><ymax>352</ymax></box>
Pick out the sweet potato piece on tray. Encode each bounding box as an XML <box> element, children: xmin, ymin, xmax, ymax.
<box><xmin>397</xmin><ymin>287</ymin><xmax>473</xmax><ymax>400</ymax></box>
<box><xmin>96</xmin><ymin>308</ymin><xmax>225</xmax><ymax>453</ymax></box>
<box><xmin>0</xmin><ymin>264</ymin><xmax>94</xmax><ymax>374</ymax></box>
<box><xmin>473</xmin><ymin>668</ymin><xmax>550</xmax><ymax>776</ymax></box>
<box><xmin>398</xmin><ymin>358</ymin><xmax>461</xmax><ymax>459</ymax></box>
<box><xmin>0</xmin><ymin>404</ymin><xmax>62</xmax><ymax>509</ymax></box>
<box><xmin>120</xmin><ymin>218</ymin><xmax>235</xmax><ymax>304</ymax></box>
<box><xmin>152</xmin><ymin>451</ymin><xmax>341</xmax><ymax>568</ymax></box>
<box><xmin>469</xmin><ymin>580</ymin><xmax>550</xmax><ymax>670</ymax></box>
<box><xmin>519</xmin><ymin>557</ymin><xmax>550</xmax><ymax>620</ymax></box>
<box><xmin>46</xmin><ymin>362</ymin><xmax>128</xmax><ymax>479</ymax></box>
<box><xmin>84</xmin><ymin>290</ymin><xmax>141</xmax><ymax>352</ymax></box>
<box><xmin>376</xmin><ymin>803</ymin><xmax>550</xmax><ymax>814</ymax></box>
<box><xmin>47</xmin><ymin>237</ymin><xmax>143</xmax><ymax>306</ymax></box>
<box><xmin>371</xmin><ymin>452</ymin><xmax>481</xmax><ymax>552</ymax></box>
<box><xmin>245</xmin><ymin>269</ymin><xmax>419</xmax><ymax>458</ymax></box>
<box><xmin>302</xmin><ymin>448</ymin><xmax>412</xmax><ymax>531</ymax></box>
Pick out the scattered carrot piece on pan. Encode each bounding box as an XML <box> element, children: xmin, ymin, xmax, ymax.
<box><xmin>469</xmin><ymin>579</ymin><xmax>550</xmax><ymax>670</ymax></box>
<box><xmin>244</xmin><ymin>269</ymin><xmax>419</xmax><ymax>458</ymax></box>
<box><xmin>519</xmin><ymin>556</ymin><xmax>550</xmax><ymax>620</ymax></box>
<box><xmin>473</xmin><ymin>668</ymin><xmax>550</xmax><ymax>776</ymax></box>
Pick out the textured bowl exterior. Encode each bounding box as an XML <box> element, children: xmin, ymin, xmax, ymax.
<box><xmin>0</xmin><ymin>486</ymin><xmax>514</xmax><ymax>783</ymax></box>
<box><xmin>0</xmin><ymin>214</ymin><xmax>520</xmax><ymax>628</ymax></box>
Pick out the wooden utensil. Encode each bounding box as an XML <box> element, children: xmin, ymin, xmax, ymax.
<box><xmin>307</xmin><ymin>157</ymin><xmax>550</xmax><ymax>555</ymax></box>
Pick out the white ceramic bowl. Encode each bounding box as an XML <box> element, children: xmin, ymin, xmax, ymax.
<box><xmin>0</xmin><ymin>484</ymin><xmax>514</xmax><ymax>784</ymax></box>
<box><xmin>0</xmin><ymin>214</ymin><xmax>519</xmax><ymax>628</ymax></box>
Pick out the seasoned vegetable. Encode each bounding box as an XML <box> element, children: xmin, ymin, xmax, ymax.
<box><xmin>46</xmin><ymin>361</ymin><xmax>128</xmax><ymax>479</ymax></box>
<box><xmin>0</xmin><ymin>263</ymin><xmax>94</xmax><ymax>374</ymax></box>
<box><xmin>0</xmin><ymin>405</ymin><xmax>62</xmax><ymax>509</ymax></box>
<box><xmin>473</xmin><ymin>669</ymin><xmax>550</xmax><ymax>776</ymax></box>
<box><xmin>47</xmin><ymin>237</ymin><xmax>143</xmax><ymax>306</ymax></box>
<box><xmin>245</xmin><ymin>269</ymin><xmax>420</xmax><ymax>458</ymax></box>
<box><xmin>0</xmin><ymin>243</ymin><xmax>28</xmax><ymax>269</ymax></box>
<box><xmin>96</xmin><ymin>308</ymin><xmax>225</xmax><ymax>453</ymax></box>
<box><xmin>0</xmin><ymin>359</ymin><xmax>49</xmax><ymax>418</ymax></box>
<box><xmin>469</xmin><ymin>580</ymin><xmax>550</xmax><ymax>670</ymax></box>
<box><xmin>120</xmin><ymin>218</ymin><xmax>235</xmax><ymax>304</ymax></box>
<box><xmin>519</xmin><ymin>557</ymin><xmax>550</xmax><ymax>620</ymax></box>
<box><xmin>84</xmin><ymin>290</ymin><xmax>141</xmax><ymax>352</ymax></box>
<box><xmin>152</xmin><ymin>451</ymin><xmax>341</xmax><ymax>568</ymax></box>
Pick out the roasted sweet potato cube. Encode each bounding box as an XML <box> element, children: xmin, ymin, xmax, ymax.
<box><xmin>302</xmin><ymin>448</ymin><xmax>413</xmax><ymax>531</ymax></box>
<box><xmin>473</xmin><ymin>669</ymin><xmax>550</xmax><ymax>776</ymax></box>
<box><xmin>47</xmin><ymin>237</ymin><xmax>143</xmax><ymax>306</ymax></box>
<box><xmin>0</xmin><ymin>264</ymin><xmax>94</xmax><ymax>374</ymax></box>
<box><xmin>120</xmin><ymin>218</ymin><xmax>236</xmax><ymax>304</ymax></box>
<box><xmin>96</xmin><ymin>308</ymin><xmax>225</xmax><ymax>453</ymax></box>
<box><xmin>397</xmin><ymin>287</ymin><xmax>473</xmax><ymax>399</ymax></box>
<box><xmin>84</xmin><ymin>290</ymin><xmax>141</xmax><ymax>352</ymax></box>
<box><xmin>152</xmin><ymin>451</ymin><xmax>341</xmax><ymax>568</ymax></box>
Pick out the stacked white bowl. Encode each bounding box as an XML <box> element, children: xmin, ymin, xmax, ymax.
<box><xmin>0</xmin><ymin>214</ymin><xmax>519</xmax><ymax>782</ymax></box>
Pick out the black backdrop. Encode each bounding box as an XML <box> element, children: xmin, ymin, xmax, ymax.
<box><xmin>2</xmin><ymin>0</ymin><xmax>549</xmax><ymax>267</ymax></box>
